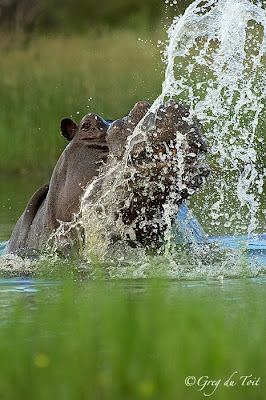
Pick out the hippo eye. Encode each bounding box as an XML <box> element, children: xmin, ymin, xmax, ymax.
<box><xmin>81</xmin><ymin>122</ymin><xmax>91</xmax><ymax>130</ymax></box>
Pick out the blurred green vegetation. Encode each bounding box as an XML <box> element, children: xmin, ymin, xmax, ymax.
<box><xmin>0</xmin><ymin>0</ymin><xmax>193</xmax><ymax>33</ymax></box>
<box><xmin>0</xmin><ymin>30</ymin><xmax>164</xmax><ymax>175</ymax></box>
<box><xmin>0</xmin><ymin>278</ymin><xmax>264</xmax><ymax>400</ymax></box>
<box><xmin>0</xmin><ymin>0</ymin><xmax>196</xmax><ymax>176</ymax></box>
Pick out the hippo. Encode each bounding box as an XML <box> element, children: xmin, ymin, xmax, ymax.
<box><xmin>102</xmin><ymin>100</ymin><xmax>209</xmax><ymax>247</ymax></box>
<box><xmin>6</xmin><ymin>100</ymin><xmax>209</xmax><ymax>255</ymax></box>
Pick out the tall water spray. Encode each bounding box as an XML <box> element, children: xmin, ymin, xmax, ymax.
<box><xmin>57</xmin><ymin>0</ymin><xmax>265</xmax><ymax>265</ymax></box>
<box><xmin>123</xmin><ymin>0</ymin><xmax>266</xmax><ymax>236</ymax></box>
<box><xmin>160</xmin><ymin>0</ymin><xmax>265</xmax><ymax>235</ymax></box>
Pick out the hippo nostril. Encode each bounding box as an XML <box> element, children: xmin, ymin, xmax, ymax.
<box><xmin>134</xmin><ymin>101</ymin><xmax>151</xmax><ymax>109</ymax></box>
<box><xmin>112</xmin><ymin>120</ymin><xmax>125</xmax><ymax>130</ymax></box>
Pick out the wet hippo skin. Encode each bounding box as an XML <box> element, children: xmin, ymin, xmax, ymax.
<box><xmin>7</xmin><ymin>100</ymin><xmax>209</xmax><ymax>255</ymax></box>
<box><xmin>7</xmin><ymin>113</ymin><xmax>110</xmax><ymax>254</ymax></box>
<box><xmin>105</xmin><ymin>100</ymin><xmax>209</xmax><ymax>246</ymax></box>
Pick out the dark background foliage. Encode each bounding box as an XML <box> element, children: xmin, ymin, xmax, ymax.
<box><xmin>0</xmin><ymin>0</ymin><xmax>192</xmax><ymax>33</ymax></box>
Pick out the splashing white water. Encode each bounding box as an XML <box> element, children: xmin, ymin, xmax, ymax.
<box><xmin>160</xmin><ymin>0</ymin><xmax>265</xmax><ymax>235</ymax></box>
<box><xmin>66</xmin><ymin>0</ymin><xmax>265</xmax><ymax>266</ymax></box>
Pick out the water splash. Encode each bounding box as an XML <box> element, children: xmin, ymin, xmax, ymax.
<box><xmin>76</xmin><ymin>0</ymin><xmax>264</xmax><ymax>260</ymax></box>
<box><xmin>50</xmin><ymin>0</ymin><xmax>265</xmax><ymax>268</ymax></box>
<box><xmin>161</xmin><ymin>0</ymin><xmax>265</xmax><ymax>235</ymax></box>
<box><xmin>2</xmin><ymin>0</ymin><xmax>265</xmax><ymax>278</ymax></box>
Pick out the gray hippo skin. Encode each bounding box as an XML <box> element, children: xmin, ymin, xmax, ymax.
<box><xmin>7</xmin><ymin>100</ymin><xmax>209</xmax><ymax>254</ymax></box>
<box><xmin>7</xmin><ymin>113</ymin><xmax>109</xmax><ymax>254</ymax></box>
<box><xmin>106</xmin><ymin>100</ymin><xmax>209</xmax><ymax>246</ymax></box>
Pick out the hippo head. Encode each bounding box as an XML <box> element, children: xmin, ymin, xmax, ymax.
<box><xmin>61</xmin><ymin>112</ymin><xmax>110</xmax><ymax>143</ymax></box>
<box><xmin>59</xmin><ymin>102</ymin><xmax>209</xmax><ymax>249</ymax></box>
<box><xmin>47</xmin><ymin>113</ymin><xmax>111</xmax><ymax>225</ymax></box>
<box><xmin>6</xmin><ymin>101</ymin><xmax>209</xmax><ymax>256</ymax></box>
<box><xmin>104</xmin><ymin>100</ymin><xmax>210</xmax><ymax>247</ymax></box>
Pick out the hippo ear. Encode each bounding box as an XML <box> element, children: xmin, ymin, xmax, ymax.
<box><xmin>61</xmin><ymin>118</ymin><xmax>77</xmax><ymax>141</ymax></box>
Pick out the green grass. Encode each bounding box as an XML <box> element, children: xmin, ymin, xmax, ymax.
<box><xmin>0</xmin><ymin>30</ymin><xmax>164</xmax><ymax>175</ymax></box>
<box><xmin>0</xmin><ymin>278</ymin><xmax>265</xmax><ymax>400</ymax></box>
